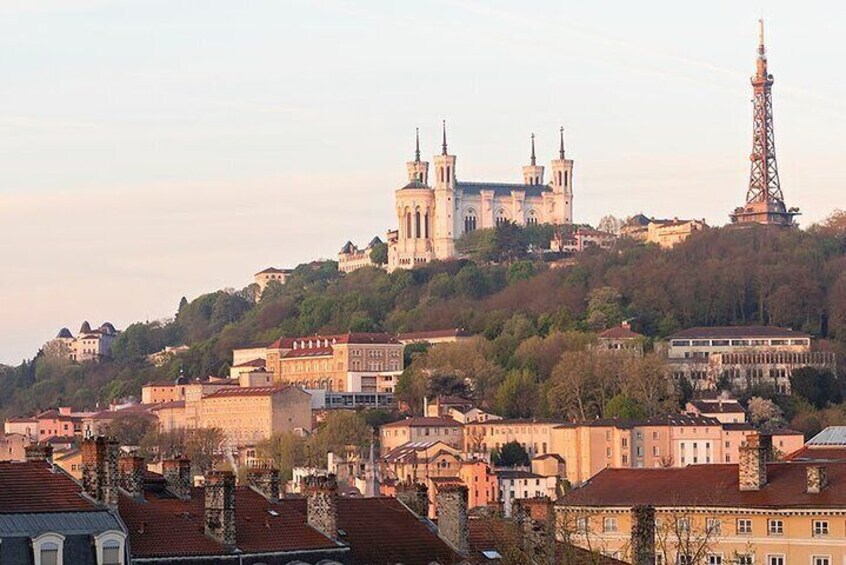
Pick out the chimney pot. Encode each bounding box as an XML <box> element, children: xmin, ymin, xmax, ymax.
<box><xmin>806</xmin><ymin>465</ymin><xmax>828</xmax><ymax>494</ymax></box>
<box><xmin>205</xmin><ymin>470</ymin><xmax>236</xmax><ymax>550</ymax></box>
<box><xmin>247</xmin><ymin>467</ymin><xmax>281</xmax><ymax>500</ymax></box>
<box><xmin>25</xmin><ymin>443</ymin><xmax>54</xmax><ymax>463</ymax></box>
<box><xmin>163</xmin><ymin>458</ymin><xmax>192</xmax><ymax>500</ymax></box>
<box><xmin>435</xmin><ymin>484</ymin><xmax>469</xmax><ymax>555</ymax></box>
<box><xmin>303</xmin><ymin>474</ymin><xmax>338</xmax><ymax>540</ymax></box>
<box><xmin>395</xmin><ymin>479</ymin><xmax>429</xmax><ymax>517</ymax></box>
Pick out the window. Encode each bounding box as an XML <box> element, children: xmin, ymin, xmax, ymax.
<box><xmin>737</xmin><ymin>519</ymin><xmax>752</xmax><ymax>535</ymax></box>
<box><xmin>812</xmin><ymin>557</ymin><xmax>830</xmax><ymax>565</ymax></box>
<box><xmin>767</xmin><ymin>556</ymin><xmax>784</xmax><ymax>565</ymax></box>
<box><xmin>677</xmin><ymin>555</ymin><xmax>693</xmax><ymax>565</ymax></box>
<box><xmin>576</xmin><ymin>517</ymin><xmax>589</xmax><ymax>533</ymax></box>
<box><xmin>706</xmin><ymin>518</ymin><xmax>721</xmax><ymax>535</ymax></box>
<box><xmin>603</xmin><ymin>517</ymin><xmax>618</xmax><ymax>532</ymax></box>
<box><xmin>708</xmin><ymin>554</ymin><xmax>723</xmax><ymax>565</ymax></box>
<box><xmin>33</xmin><ymin>533</ymin><xmax>65</xmax><ymax>565</ymax></box>
<box><xmin>768</xmin><ymin>519</ymin><xmax>783</xmax><ymax>535</ymax></box>
<box><xmin>737</xmin><ymin>555</ymin><xmax>753</xmax><ymax>565</ymax></box>
<box><xmin>812</xmin><ymin>520</ymin><xmax>829</xmax><ymax>536</ymax></box>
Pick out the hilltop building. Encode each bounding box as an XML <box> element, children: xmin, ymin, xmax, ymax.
<box><xmin>665</xmin><ymin>325</ymin><xmax>836</xmax><ymax>393</ymax></box>
<box><xmin>730</xmin><ymin>20</ymin><xmax>800</xmax><ymax>226</ymax></box>
<box><xmin>45</xmin><ymin>321</ymin><xmax>120</xmax><ymax>362</ymax></box>
<box><xmin>620</xmin><ymin>215</ymin><xmax>707</xmax><ymax>249</ymax></box>
<box><xmin>338</xmin><ymin>237</ymin><xmax>385</xmax><ymax>273</ymax></box>
<box><xmin>253</xmin><ymin>267</ymin><xmax>292</xmax><ymax>294</ymax></box>
<box><xmin>388</xmin><ymin>125</ymin><xmax>574</xmax><ymax>271</ymax></box>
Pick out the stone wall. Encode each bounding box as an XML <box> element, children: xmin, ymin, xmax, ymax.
<box><xmin>205</xmin><ymin>470</ymin><xmax>236</xmax><ymax>549</ymax></box>
<box><xmin>435</xmin><ymin>484</ymin><xmax>469</xmax><ymax>554</ymax></box>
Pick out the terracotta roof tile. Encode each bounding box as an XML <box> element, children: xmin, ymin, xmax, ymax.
<box><xmin>597</xmin><ymin>325</ymin><xmax>642</xmax><ymax>339</ymax></box>
<box><xmin>0</xmin><ymin>461</ymin><xmax>98</xmax><ymax>513</ymax></box>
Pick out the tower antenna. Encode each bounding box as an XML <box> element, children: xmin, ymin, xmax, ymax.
<box><xmin>530</xmin><ymin>133</ymin><xmax>536</xmax><ymax>166</ymax></box>
<box><xmin>441</xmin><ymin>120</ymin><xmax>448</xmax><ymax>155</ymax></box>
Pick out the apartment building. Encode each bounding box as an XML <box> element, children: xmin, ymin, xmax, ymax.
<box><xmin>380</xmin><ymin>417</ymin><xmax>463</xmax><ymax>456</ymax></box>
<box><xmin>666</xmin><ymin>326</ymin><xmax>836</xmax><ymax>393</ymax></box>
<box><xmin>267</xmin><ymin>332</ymin><xmax>404</xmax><ymax>393</ymax></box>
<box><xmin>558</xmin><ymin>433</ymin><xmax>846</xmax><ymax>565</ymax></box>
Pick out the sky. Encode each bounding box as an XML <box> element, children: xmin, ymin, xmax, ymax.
<box><xmin>1</xmin><ymin>1</ymin><xmax>845</xmax><ymax>363</ymax></box>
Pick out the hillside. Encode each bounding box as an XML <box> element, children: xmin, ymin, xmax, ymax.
<box><xmin>3</xmin><ymin>219</ymin><xmax>846</xmax><ymax>427</ymax></box>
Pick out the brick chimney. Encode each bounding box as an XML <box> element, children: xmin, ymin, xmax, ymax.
<box><xmin>81</xmin><ymin>436</ymin><xmax>119</xmax><ymax>507</ymax></box>
<box><xmin>630</xmin><ymin>505</ymin><xmax>656</xmax><ymax>565</ymax></box>
<box><xmin>205</xmin><ymin>471</ymin><xmax>236</xmax><ymax>550</ymax></box>
<box><xmin>247</xmin><ymin>467</ymin><xmax>280</xmax><ymax>500</ymax></box>
<box><xmin>118</xmin><ymin>455</ymin><xmax>145</xmax><ymax>498</ymax></box>
<box><xmin>436</xmin><ymin>484</ymin><xmax>469</xmax><ymax>555</ymax></box>
<box><xmin>395</xmin><ymin>479</ymin><xmax>429</xmax><ymax>517</ymax></box>
<box><xmin>162</xmin><ymin>458</ymin><xmax>192</xmax><ymax>500</ymax></box>
<box><xmin>25</xmin><ymin>443</ymin><xmax>54</xmax><ymax>463</ymax></box>
<box><xmin>513</xmin><ymin>498</ymin><xmax>555</xmax><ymax>565</ymax></box>
<box><xmin>738</xmin><ymin>433</ymin><xmax>767</xmax><ymax>491</ymax></box>
<box><xmin>806</xmin><ymin>466</ymin><xmax>828</xmax><ymax>494</ymax></box>
<box><xmin>303</xmin><ymin>474</ymin><xmax>339</xmax><ymax>540</ymax></box>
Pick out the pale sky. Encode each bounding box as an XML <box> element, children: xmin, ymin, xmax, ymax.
<box><xmin>1</xmin><ymin>1</ymin><xmax>845</xmax><ymax>363</ymax></box>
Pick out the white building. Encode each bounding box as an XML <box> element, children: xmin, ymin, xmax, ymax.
<box><xmin>388</xmin><ymin>125</ymin><xmax>574</xmax><ymax>271</ymax></box>
<box><xmin>46</xmin><ymin>321</ymin><xmax>120</xmax><ymax>362</ymax></box>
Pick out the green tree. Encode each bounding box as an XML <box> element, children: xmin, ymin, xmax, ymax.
<box><xmin>506</xmin><ymin>260</ymin><xmax>537</xmax><ymax>285</ymax></box>
<box><xmin>494</xmin><ymin>370</ymin><xmax>540</xmax><ymax>419</ymax></box>
<box><xmin>491</xmin><ymin>440</ymin><xmax>530</xmax><ymax>467</ymax></box>
<box><xmin>306</xmin><ymin>412</ymin><xmax>372</xmax><ymax>465</ymax></box>
<box><xmin>369</xmin><ymin>242</ymin><xmax>388</xmax><ymax>266</ymax></box>
<box><xmin>604</xmin><ymin>394</ymin><xmax>646</xmax><ymax>420</ymax></box>
<box><xmin>257</xmin><ymin>431</ymin><xmax>307</xmax><ymax>481</ymax></box>
<box><xmin>790</xmin><ymin>367</ymin><xmax>843</xmax><ymax>409</ymax></box>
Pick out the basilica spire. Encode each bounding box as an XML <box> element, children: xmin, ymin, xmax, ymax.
<box><xmin>559</xmin><ymin>126</ymin><xmax>566</xmax><ymax>159</ymax></box>
<box><xmin>414</xmin><ymin>127</ymin><xmax>421</xmax><ymax>163</ymax></box>
<box><xmin>441</xmin><ymin>120</ymin><xmax>448</xmax><ymax>155</ymax></box>
<box><xmin>530</xmin><ymin>133</ymin><xmax>536</xmax><ymax>166</ymax></box>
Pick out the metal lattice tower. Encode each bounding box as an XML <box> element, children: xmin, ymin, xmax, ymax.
<box><xmin>730</xmin><ymin>20</ymin><xmax>798</xmax><ymax>227</ymax></box>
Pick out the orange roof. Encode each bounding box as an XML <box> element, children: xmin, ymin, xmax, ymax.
<box><xmin>597</xmin><ymin>325</ymin><xmax>642</xmax><ymax>339</ymax></box>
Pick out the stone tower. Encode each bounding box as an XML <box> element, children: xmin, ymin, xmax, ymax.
<box><xmin>522</xmin><ymin>134</ymin><xmax>545</xmax><ymax>185</ymax></box>
<box><xmin>433</xmin><ymin>121</ymin><xmax>457</xmax><ymax>260</ymax></box>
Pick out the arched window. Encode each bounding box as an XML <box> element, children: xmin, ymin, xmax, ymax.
<box><xmin>415</xmin><ymin>210</ymin><xmax>422</xmax><ymax>238</ymax></box>
<box><xmin>424</xmin><ymin>212</ymin><xmax>429</xmax><ymax>238</ymax></box>
<box><xmin>495</xmin><ymin>209</ymin><xmax>509</xmax><ymax>227</ymax></box>
<box><xmin>564</xmin><ymin>170</ymin><xmax>569</xmax><ymax>188</ymax></box>
<box><xmin>406</xmin><ymin>212</ymin><xmax>412</xmax><ymax>238</ymax></box>
<box><xmin>446</xmin><ymin>165</ymin><xmax>451</xmax><ymax>183</ymax></box>
<box><xmin>33</xmin><ymin>533</ymin><xmax>66</xmax><ymax>565</ymax></box>
<box><xmin>526</xmin><ymin>210</ymin><xmax>538</xmax><ymax>226</ymax></box>
<box><xmin>464</xmin><ymin>209</ymin><xmax>477</xmax><ymax>233</ymax></box>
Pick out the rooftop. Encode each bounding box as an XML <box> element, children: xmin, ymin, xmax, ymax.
<box><xmin>668</xmin><ymin>325</ymin><xmax>809</xmax><ymax>340</ymax></box>
<box><xmin>382</xmin><ymin>417</ymin><xmax>462</xmax><ymax>429</ymax></box>
<box><xmin>807</xmin><ymin>426</ymin><xmax>846</xmax><ymax>446</ymax></box>
<box><xmin>597</xmin><ymin>325</ymin><xmax>642</xmax><ymax>339</ymax></box>
<box><xmin>561</xmin><ymin>462</ymin><xmax>846</xmax><ymax>509</ymax></box>
<box><xmin>688</xmin><ymin>399</ymin><xmax>746</xmax><ymax>414</ymax></box>
<box><xmin>203</xmin><ymin>385</ymin><xmax>303</xmax><ymax>399</ymax></box>
<box><xmin>0</xmin><ymin>461</ymin><xmax>99</xmax><ymax>513</ymax></box>
<box><xmin>396</xmin><ymin>328</ymin><xmax>471</xmax><ymax>341</ymax></box>
<box><xmin>268</xmin><ymin>332</ymin><xmax>400</xmax><ymax>349</ymax></box>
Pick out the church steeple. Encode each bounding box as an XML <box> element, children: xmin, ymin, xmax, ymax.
<box><xmin>522</xmin><ymin>132</ymin><xmax>544</xmax><ymax>185</ymax></box>
<box><xmin>441</xmin><ymin>120</ymin><xmax>448</xmax><ymax>156</ymax></box>
<box><xmin>405</xmin><ymin>127</ymin><xmax>429</xmax><ymax>185</ymax></box>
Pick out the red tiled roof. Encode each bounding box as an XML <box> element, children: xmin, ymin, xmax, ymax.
<box><xmin>232</xmin><ymin>358</ymin><xmax>266</xmax><ymax>368</ymax></box>
<box><xmin>562</xmin><ymin>462</ymin><xmax>846</xmax><ymax>509</ymax></box>
<box><xmin>382</xmin><ymin>417</ymin><xmax>463</xmax><ymax>429</ymax></box>
<box><xmin>283</xmin><ymin>347</ymin><xmax>334</xmax><ymax>359</ymax></box>
<box><xmin>203</xmin><ymin>385</ymin><xmax>301</xmax><ymax>399</ymax></box>
<box><xmin>597</xmin><ymin>325</ymin><xmax>642</xmax><ymax>339</ymax></box>
<box><xmin>785</xmin><ymin>446</ymin><xmax>846</xmax><ymax>461</ymax></box>
<box><xmin>0</xmin><ymin>461</ymin><xmax>98</xmax><ymax>513</ymax></box>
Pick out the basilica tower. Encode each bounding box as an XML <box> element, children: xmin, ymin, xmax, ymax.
<box><xmin>730</xmin><ymin>20</ymin><xmax>799</xmax><ymax>227</ymax></box>
<box><xmin>549</xmin><ymin>127</ymin><xmax>574</xmax><ymax>224</ymax></box>
<box><xmin>433</xmin><ymin>121</ymin><xmax>457</xmax><ymax>259</ymax></box>
<box><xmin>522</xmin><ymin>134</ymin><xmax>545</xmax><ymax>185</ymax></box>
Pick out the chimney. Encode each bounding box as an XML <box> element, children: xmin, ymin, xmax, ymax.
<box><xmin>205</xmin><ymin>470</ymin><xmax>236</xmax><ymax>550</ymax></box>
<box><xmin>436</xmin><ymin>484</ymin><xmax>469</xmax><ymax>555</ymax></box>
<box><xmin>806</xmin><ymin>466</ymin><xmax>828</xmax><ymax>494</ymax></box>
<box><xmin>162</xmin><ymin>458</ymin><xmax>192</xmax><ymax>500</ymax></box>
<box><xmin>395</xmin><ymin>479</ymin><xmax>429</xmax><ymax>517</ymax></box>
<box><xmin>513</xmin><ymin>498</ymin><xmax>555</xmax><ymax>565</ymax></box>
<box><xmin>630</xmin><ymin>505</ymin><xmax>656</xmax><ymax>565</ymax></box>
<box><xmin>81</xmin><ymin>436</ymin><xmax>119</xmax><ymax>507</ymax></box>
<box><xmin>25</xmin><ymin>443</ymin><xmax>54</xmax><ymax>463</ymax></box>
<box><xmin>247</xmin><ymin>467</ymin><xmax>281</xmax><ymax>500</ymax></box>
<box><xmin>738</xmin><ymin>433</ymin><xmax>767</xmax><ymax>491</ymax></box>
<box><xmin>303</xmin><ymin>474</ymin><xmax>338</xmax><ymax>540</ymax></box>
<box><xmin>119</xmin><ymin>455</ymin><xmax>146</xmax><ymax>498</ymax></box>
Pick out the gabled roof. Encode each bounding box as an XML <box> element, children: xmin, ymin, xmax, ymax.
<box><xmin>232</xmin><ymin>358</ymin><xmax>266</xmax><ymax>368</ymax></box>
<box><xmin>597</xmin><ymin>325</ymin><xmax>642</xmax><ymax>339</ymax></box>
<box><xmin>807</xmin><ymin>426</ymin><xmax>846</xmax><ymax>446</ymax></box>
<box><xmin>401</xmin><ymin>179</ymin><xmax>429</xmax><ymax>189</ymax></box>
<box><xmin>0</xmin><ymin>461</ymin><xmax>99</xmax><ymax>513</ymax></box>
<box><xmin>383</xmin><ymin>441</ymin><xmax>461</xmax><ymax>464</ymax></box>
<box><xmin>561</xmin><ymin>462</ymin><xmax>846</xmax><ymax>509</ymax></box>
<box><xmin>254</xmin><ymin>267</ymin><xmax>292</xmax><ymax>276</ymax></box>
<box><xmin>688</xmin><ymin>399</ymin><xmax>746</xmax><ymax>414</ymax></box>
<box><xmin>382</xmin><ymin>417</ymin><xmax>462</xmax><ymax>429</ymax></box>
<box><xmin>668</xmin><ymin>325</ymin><xmax>809</xmax><ymax>340</ymax></box>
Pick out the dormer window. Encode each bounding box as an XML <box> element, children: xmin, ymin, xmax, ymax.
<box><xmin>33</xmin><ymin>533</ymin><xmax>65</xmax><ymax>565</ymax></box>
<box><xmin>94</xmin><ymin>531</ymin><xmax>126</xmax><ymax>565</ymax></box>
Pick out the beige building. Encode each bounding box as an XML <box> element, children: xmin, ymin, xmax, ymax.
<box><xmin>396</xmin><ymin>328</ymin><xmax>471</xmax><ymax>345</ymax></box>
<box><xmin>596</xmin><ymin>322</ymin><xmax>644</xmax><ymax>354</ymax></box>
<box><xmin>552</xmin><ymin>227</ymin><xmax>617</xmax><ymax>253</ymax></box>
<box><xmin>620</xmin><ymin>214</ymin><xmax>707</xmax><ymax>249</ymax></box>
<box><xmin>381</xmin><ymin>440</ymin><xmax>462</xmax><ymax>485</ymax></box>
<box><xmin>666</xmin><ymin>326</ymin><xmax>836</xmax><ymax>393</ymax></box>
<box><xmin>558</xmin><ymin>434</ymin><xmax>846</xmax><ymax>565</ymax></box>
<box><xmin>254</xmin><ymin>267</ymin><xmax>292</xmax><ymax>294</ymax></box>
<box><xmin>45</xmin><ymin>321</ymin><xmax>120</xmax><ymax>362</ymax></box>
<box><xmin>200</xmin><ymin>385</ymin><xmax>311</xmax><ymax>447</ymax></box>
<box><xmin>338</xmin><ymin>237</ymin><xmax>385</xmax><ymax>273</ymax></box>
<box><xmin>0</xmin><ymin>433</ymin><xmax>31</xmax><ymax>462</ymax></box>
<box><xmin>388</xmin><ymin>126</ymin><xmax>574</xmax><ymax>271</ymax></box>
<box><xmin>380</xmin><ymin>417</ymin><xmax>463</xmax><ymax>456</ymax></box>
<box><xmin>267</xmin><ymin>332</ymin><xmax>404</xmax><ymax>393</ymax></box>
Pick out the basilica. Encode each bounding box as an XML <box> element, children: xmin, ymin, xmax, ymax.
<box><xmin>387</xmin><ymin>123</ymin><xmax>574</xmax><ymax>271</ymax></box>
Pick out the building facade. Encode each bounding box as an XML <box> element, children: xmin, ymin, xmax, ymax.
<box><xmin>388</xmin><ymin>126</ymin><xmax>574</xmax><ymax>271</ymax></box>
<box><xmin>267</xmin><ymin>333</ymin><xmax>404</xmax><ymax>393</ymax></box>
<box><xmin>380</xmin><ymin>417</ymin><xmax>463</xmax><ymax>456</ymax></box>
<box><xmin>338</xmin><ymin>237</ymin><xmax>385</xmax><ymax>273</ymax></box>
<box><xmin>253</xmin><ymin>267</ymin><xmax>292</xmax><ymax>294</ymax></box>
<box><xmin>665</xmin><ymin>326</ymin><xmax>836</xmax><ymax>393</ymax></box>
<box><xmin>45</xmin><ymin>321</ymin><xmax>120</xmax><ymax>362</ymax></box>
